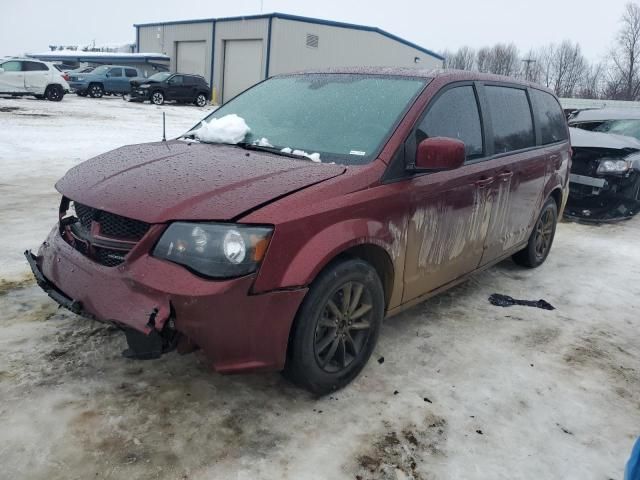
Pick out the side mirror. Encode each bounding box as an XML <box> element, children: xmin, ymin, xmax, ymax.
<box><xmin>414</xmin><ymin>137</ymin><xmax>466</xmax><ymax>171</ymax></box>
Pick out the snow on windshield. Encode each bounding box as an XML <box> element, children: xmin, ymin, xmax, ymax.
<box><xmin>195</xmin><ymin>114</ymin><xmax>250</xmax><ymax>144</ymax></box>
<box><xmin>280</xmin><ymin>147</ymin><xmax>321</xmax><ymax>163</ymax></box>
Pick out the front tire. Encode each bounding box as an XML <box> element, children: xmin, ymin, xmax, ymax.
<box><xmin>151</xmin><ymin>91</ymin><xmax>164</xmax><ymax>105</ymax></box>
<box><xmin>283</xmin><ymin>258</ymin><xmax>385</xmax><ymax>395</ymax></box>
<box><xmin>513</xmin><ymin>197</ymin><xmax>558</xmax><ymax>268</ymax></box>
<box><xmin>88</xmin><ymin>83</ymin><xmax>104</xmax><ymax>98</ymax></box>
<box><xmin>45</xmin><ymin>85</ymin><xmax>64</xmax><ymax>101</ymax></box>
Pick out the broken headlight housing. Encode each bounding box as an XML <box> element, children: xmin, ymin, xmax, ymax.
<box><xmin>153</xmin><ymin>222</ymin><xmax>273</xmax><ymax>279</ymax></box>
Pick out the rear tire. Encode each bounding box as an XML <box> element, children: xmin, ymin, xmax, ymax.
<box><xmin>151</xmin><ymin>91</ymin><xmax>164</xmax><ymax>105</ymax></box>
<box><xmin>513</xmin><ymin>197</ymin><xmax>558</xmax><ymax>268</ymax></box>
<box><xmin>88</xmin><ymin>83</ymin><xmax>104</xmax><ymax>98</ymax></box>
<box><xmin>195</xmin><ymin>93</ymin><xmax>207</xmax><ymax>107</ymax></box>
<box><xmin>44</xmin><ymin>85</ymin><xmax>64</xmax><ymax>101</ymax></box>
<box><xmin>283</xmin><ymin>258</ymin><xmax>385</xmax><ymax>395</ymax></box>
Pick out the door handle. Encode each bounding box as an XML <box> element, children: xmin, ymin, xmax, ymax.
<box><xmin>475</xmin><ymin>177</ymin><xmax>495</xmax><ymax>188</ymax></box>
<box><xmin>497</xmin><ymin>171</ymin><xmax>513</xmax><ymax>182</ymax></box>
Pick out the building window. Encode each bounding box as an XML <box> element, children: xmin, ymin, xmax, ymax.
<box><xmin>306</xmin><ymin>33</ymin><xmax>319</xmax><ymax>48</ymax></box>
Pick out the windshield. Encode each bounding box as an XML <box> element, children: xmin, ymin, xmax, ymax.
<box><xmin>92</xmin><ymin>65</ymin><xmax>109</xmax><ymax>75</ymax></box>
<box><xmin>196</xmin><ymin>74</ymin><xmax>427</xmax><ymax>164</ymax></box>
<box><xmin>594</xmin><ymin>119</ymin><xmax>640</xmax><ymax>140</ymax></box>
<box><xmin>149</xmin><ymin>72</ymin><xmax>172</xmax><ymax>82</ymax></box>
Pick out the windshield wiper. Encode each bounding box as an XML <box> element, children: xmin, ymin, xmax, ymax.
<box><xmin>236</xmin><ymin>142</ymin><xmax>305</xmax><ymax>159</ymax></box>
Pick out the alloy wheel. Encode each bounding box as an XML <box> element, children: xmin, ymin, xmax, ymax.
<box><xmin>534</xmin><ymin>208</ymin><xmax>554</xmax><ymax>259</ymax></box>
<box><xmin>314</xmin><ymin>281</ymin><xmax>373</xmax><ymax>373</ymax></box>
<box><xmin>196</xmin><ymin>94</ymin><xmax>207</xmax><ymax>107</ymax></box>
<box><xmin>152</xmin><ymin>92</ymin><xmax>164</xmax><ymax>105</ymax></box>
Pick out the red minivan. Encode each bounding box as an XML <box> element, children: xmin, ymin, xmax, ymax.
<box><xmin>26</xmin><ymin>68</ymin><xmax>570</xmax><ymax>394</ymax></box>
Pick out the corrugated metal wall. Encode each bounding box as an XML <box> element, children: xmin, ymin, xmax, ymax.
<box><xmin>212</xmin><ymin>18</ymin><xmax>270</xmax><ymax>101</ymax></box>
<box><xmin>137</xmin><ymin>16</ymin><xmax>442</xmax><ymax>104</ymax></box>
<box><xmin>269</xmin><ymin>18</ymin><xmax>442</xmax><ymax>75</ymax></box>
<box><xmin>138</xmin><ymin>21</ymin><xmax>214</xmax><ymax>85</ymax></box>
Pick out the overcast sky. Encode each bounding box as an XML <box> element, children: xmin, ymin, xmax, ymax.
<box><xmin>1</xmin><ymin>0</ymin><xmax>633</xmax><ymax>60</ymax></box>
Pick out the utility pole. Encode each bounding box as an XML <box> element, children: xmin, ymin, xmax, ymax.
<box><xmin>522</xmin><ymin>58</ymin><xmax>536</xmax><ymax>81</ymax></box>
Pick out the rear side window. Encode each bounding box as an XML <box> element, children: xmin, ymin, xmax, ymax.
<box><xmin>418</xmin><ymin>85</ymin><xmax>484</xmax><ymax>158</ymax></box>
<box><xmin>23</xmin><ymin>61</ymin><xmax>48</xmax><ymax>71</ymax></box>
<box><xmin>108</xmin><ymin>68</ymin><xmax>122</xmax><ymax>77</ymax></box>
<box><xmin>125</xmin><ymin>68</ymin><xmax>137</xmax><ymax>78</ymax></box>
<box><xmin>530</xmin><ymin>89</ymin><xmax>568</xmax><ymax>144</ymax></box>
<box><xmin>1</xmin><ymin>61</ymin><xmax>22</xmax><ymax>71</ymax></box>
<box><xmin>486</xmin><ymin>86</ymin><xmax>535</xmax><ymax>153</ymax></box>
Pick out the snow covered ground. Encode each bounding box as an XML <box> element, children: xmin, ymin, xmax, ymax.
<box><xmin>0</xmin><ymin>95</ymin><xmax>638</xmax><ymax>480</ymax></box>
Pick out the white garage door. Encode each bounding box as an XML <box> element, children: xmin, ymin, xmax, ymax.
<box><xmin>222</xmin><ymin>39</ymin><xmax>263</xmax><ymax>103</ymax></box>
<box><xmin>176</xmin><ymin>41</ymin><xmax>206</xmax><ymax>77</ymax></box>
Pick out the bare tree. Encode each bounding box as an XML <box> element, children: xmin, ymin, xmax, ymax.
<box><xmin>550</xmin><ymin>41</ymin><xmax>587</xmax><ymax>97</ymax></box>
<box><xmin>442</xmin><ymin>46</ymin><xmax>476</xmax><ymax>70</ymax></box>
<box><xmin>610</xmin><ymin>2</ymin><xmax>640</xmax><ymax>100</ymax></box>
<box><xmin>576</xmin><ymin>62</ymin><xmax>606</xmax><ymax>99</ymax></box>
<box><xmin>474</xmin><ymin>44</ymin><xmax>519</xmax><ymax>76</ymax></box>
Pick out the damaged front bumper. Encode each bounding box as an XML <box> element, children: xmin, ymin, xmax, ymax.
<box><xmin>565</xmin><ymin>171</ymin><xmax>640</xmax><ymax>222</ymax></box>
<box><xmin>27</xmin><ymin>226</ymin><xmax>308</xmax><ymax>372</ymax></box>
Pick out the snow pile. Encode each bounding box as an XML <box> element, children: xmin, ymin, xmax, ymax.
<box><xmin>195</xmin><ymin>114</ymin><xmax>250</xmax><ymax>144</ymax></box>
<box><xmin>280</xmin><ymin>147</ymin><xmax>321</xmax><ymax>162</ymax></box>
<box><xmin>253</xmin><ymin>137</ymin><xmax>273</xmax><ymax>147</ymax></box>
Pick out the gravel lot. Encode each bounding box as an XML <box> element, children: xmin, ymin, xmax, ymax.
<box><xmin>0</xmin><ymin>94</ymin><xmax>638</xmax><ymax>480</ymax></box>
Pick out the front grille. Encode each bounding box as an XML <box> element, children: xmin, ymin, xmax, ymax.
<box><xmin>99</xmin><ymin>210</ymin><xmax>150</xmax><ymax>240</ymax></box>
<box><xmin>73</xmin><ymin>202</ymin><xmax>150</xmax><ymax>241</ymax></box>
<box><xmin>64</xmin><ymin>201</ymin><xmax>151</xmax><ymax>267</ymax></box>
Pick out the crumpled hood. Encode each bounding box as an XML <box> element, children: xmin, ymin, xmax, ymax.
<box><xmin>56</xmin><ymin>140</ymin><xmax>346</xmax><ymax>223</ymax></box>
<box><xmin>569</xmin><ymin>127</ymin><xmax>640</xmax><ymax>150</ymax></box>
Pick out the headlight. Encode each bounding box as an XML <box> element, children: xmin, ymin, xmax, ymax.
<box><xmin>152</xmin><ymin>222</ymin><xmax>273</xmax><ymax>278</ymax></box>
<box><xmin>77</xmin><ymin>77</ymin><xmax>84</xmax><ymax>81</ymax></box>
<box><xmin>597</xmin><ymin>159</ymin><xmax>630</xmax><ymax>174</ymax></box>
<box><xmin>140</xmin><ymin>84</ymin><xmax>150</xmax><ymax>89</ymax></box>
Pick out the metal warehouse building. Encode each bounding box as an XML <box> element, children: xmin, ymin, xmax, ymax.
<box><xmin>135</xmin><ymin>13</ymin><xmax>443</xmax><ymax>103</ymax></box>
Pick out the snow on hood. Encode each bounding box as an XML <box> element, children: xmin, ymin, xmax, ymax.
<box><xmin>194</xmin><ymin>114</ymin><xmax>250</xmax><ymax>144</ymax></box>
<box><xmin>569</xmin><ymin>127</ymin><xmax>640</xmax><ymax>150</ymax></box>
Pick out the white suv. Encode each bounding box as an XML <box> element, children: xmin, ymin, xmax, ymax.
<box><xmin>0</xmin><ymin>58</ymin><xmax>70</xmax><ymax>101</ymax></box>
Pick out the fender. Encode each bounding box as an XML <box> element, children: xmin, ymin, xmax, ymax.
<box><xmin>253</xmin><ymin>217</ymin><xmax>406</xmax><ymax>308</ymax></box>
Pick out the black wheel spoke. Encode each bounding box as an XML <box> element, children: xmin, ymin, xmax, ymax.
<box><xmin>326</xmin><ymin>299</ymin><xmax>342</xmax><ymax>320</ymax></box>
<box><xmin>351</xmin><ymin>304</ymin><xmax>372</xmax><ymax>321</ymax></box>
<box><xmin>345</xmin><ymin>332</ymin><xmax>359</xmax><ymax>356</ymax></box>
<box><xmin>320</xmin><ymin>338</ymin><xmax>340</xmax><ymax>367</ymax></box>
<box><xmin>316</xmin><ymin>332</ymin><xmax>336</xmax><ymax>353</ymax></box>
<box><xmin>341</xmin><ymin>283</ymin><xmax>352</xmax><ymax>315</ymax></box>
<box><xmin>349</xmin><ymin>283</ymin><xmax>364</xmax><ymax>314</ymax></box>
<box><xmin>313</xmin><ymin>278</ymin><xmax>375</xmax><ymax>373</ymax></box>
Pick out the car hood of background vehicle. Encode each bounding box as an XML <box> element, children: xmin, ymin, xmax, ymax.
<box><xmin>56</xmin><ymin>141</ymin><xmax>346</xmax><ymax>223</ymax></box>
<box><xmin>569</xmin><ymin>127</ymin><xmax>640</xmax><ymax>150</ymax></box>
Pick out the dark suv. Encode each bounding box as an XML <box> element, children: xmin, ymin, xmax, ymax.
<box><xmin>128</xmin><ymin>72</ymin><xmax>210</xmax><ymax>106</ymax></box>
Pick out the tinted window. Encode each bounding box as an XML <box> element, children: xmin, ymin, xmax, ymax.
<box><xmin>108</xmin><ymin>68</ymin><xmax>122</xmax><ymax>77</ymax></box>
<box><xmin>530</xmin><ymin>89</ymin><xmax>568</xmax><ymax>144</ymax></box>
<box><xmin>169</xmin><ymin>75</ymin><xmax>184</xmax><ymax>85</ymax></box>
<box><xmin>1</xmin><ymin>61</ymin><xmax>22</xmax><ymax>72</ymax></box>
<box><xmin>486</xmin><ymin>86</ymin><xmax>535</xmax><ymax>153</ymax></box>
<box><xmin>418</xmin><ymin>85</ymin><xmax>483</xmax><ymax>158</ymax></box>
<box><xmin>23</xmin><ymin>61</ymin><xmax>49</xmax><ymax>71</ymax></box>
<box><xmin>125</xmin><ymin>68</ymin><xmax>137</xmax><ymax>78</ymax></box>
